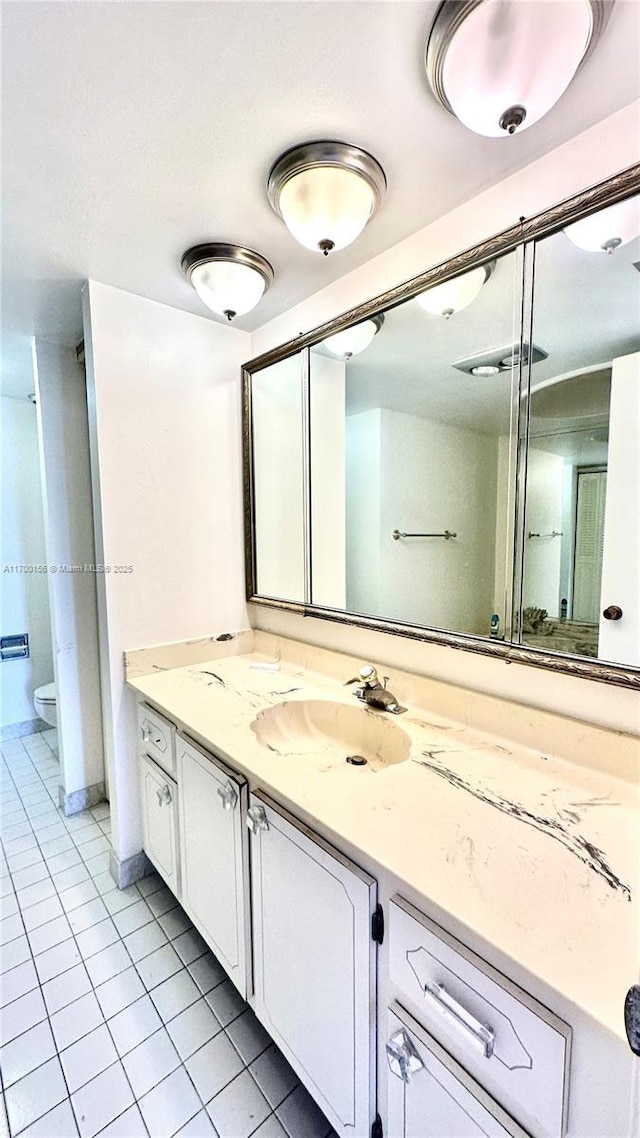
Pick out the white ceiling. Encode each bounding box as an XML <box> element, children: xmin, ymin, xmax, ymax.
<box><xmin>2</xmin><ymin>0</ymin><xmax>639</xmax><ymax>398</ymax></box>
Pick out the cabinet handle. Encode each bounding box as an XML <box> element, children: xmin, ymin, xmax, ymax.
<box><xmin>603</xmin><ymin>605</ymin><xmax>623</xmax><ymax>621</ymax></box>
<box><xmin>424</xmin><ymin>981</ymin><xmax>495</xmax><ymax>1059</ymax></box>
<box><xmin>141</xmin><ymin>724</ymin><xmax>151</xmax><ymax>743</ymax></box>
<box><xmin>246</xmin><ymin>804</ymin><xmax>269</xmax><ymax>834</ymax></box>
<box><xmin>386</xmin><ymin>1029</ymin><xmax>424</xmax><ymax>1084</ymax></box>
<box><xmin>156</xmin><ymin>785</ymin><xmax>172</xmax><ymax>807</ymax></box>
<box><xmin>217</xmin><ymin>782</ymin><xmax>238</xmax><ymax>811</ymax></box>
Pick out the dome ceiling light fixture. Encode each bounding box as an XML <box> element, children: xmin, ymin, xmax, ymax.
<box><xmin>564</xmin><ymin>194</ymin><xmax>640</xmax><ymax>254</ymax></box>
<box><xmin>425</xmin><ymin>0</ymin><xmax>611</xmax><ymax>138</ymax></box>
<box><xmin>267</xmin><ymin>141</ymin><xmax>387</xmax><ymax>256</ymax></box>
<box><xmin>415</xmin><ymin>262</ymin><xmax>494</xmax><ymax>319</ymax></box>
<box><xmin>181</xmin><ymin>243</ymin><xmax>274</xmax><ymax>321</ymax></box>
<box><xmin>322</xmin><ymin>314</ymin><xmax>385</xmax><ymax>360</ymax></box>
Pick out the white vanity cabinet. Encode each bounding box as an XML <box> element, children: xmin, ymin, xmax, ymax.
<box><xmin>248</xmin><ymin>790</ymin><xmax>377</xmax><ymax>1138</ymax></box>
<box><xmin>138</xmin><ymin>702</ymin><xmax>180</xmax><ymax>896</ymax></box>
<box><xmin>386</xmin><ymin>1004</ymin><xmax>529</xmax><ymax>1138</ymax></box>
<box><xmin>140</xmin><ymin>754</ymin><xmax>180</xmax><ymax>896</ymax></box>
<box><xmin>176</xmin><ymin>734</ymin><xmax>251</xmax><ymax>999</ymax></box>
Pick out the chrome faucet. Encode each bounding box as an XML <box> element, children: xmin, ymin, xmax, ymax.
<box><xmin>345</xmin><ymin>665</ymin><xmax>407</xmax><ymax>715</ymax></box>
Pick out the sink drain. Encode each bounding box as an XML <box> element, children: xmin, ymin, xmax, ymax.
<box><xmin>346</xmin><ymin>754</ymin><xmax>367</xmax><ymax>766</ymax></box>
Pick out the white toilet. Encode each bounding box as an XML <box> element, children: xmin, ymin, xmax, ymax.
<box><xmin>34</xmin><ymin>682</ymin><xmax>57</xmax><ymax>728</ymax></box>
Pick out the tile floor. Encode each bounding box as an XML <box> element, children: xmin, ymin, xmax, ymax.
<box><xmin>0</xmin><ymin>731</ymin><xmax>334</xmax><ymax>1138</ymax></box>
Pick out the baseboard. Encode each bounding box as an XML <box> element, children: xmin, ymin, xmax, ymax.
<box><xmin>1</xmin><ymin>718</ymin><xmax>49</xmax><ymax>741</ymax></box>
<box><xmin>109</xmin><ymin>849</ymin><xmax>154</xmax><ymax>890</ymax></box>
<box><xmin>59</xmin><ymin>781</ymin><xmax>106</xmax><ymax>817</ymax></box>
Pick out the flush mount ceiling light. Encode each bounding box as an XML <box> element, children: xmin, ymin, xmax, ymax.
<box><xmin>267</xmin><ymin>141</ymin><xmax>386</xmax><ymax>255</ymax></box>
<box><xmin>564</xmin><ymin>195</ymin><xmax>640</xmax><ymax>254</ymax></box>
<box><xmin>425</xmin><ymin>0</ymin><xmax>610</xmax><ymax>137</ymax></box>
<box><xmin>181</xmin><ymin>243</ymin><xmax>274</xmax><ymax>321</ymax></box>
<box><xmin>322</xmin><ymin>315</ymin><xmax>385</xmax><ymax>360</ymax></box>
<box><xmin>416</xmin><ymin>262</ymin><xmax>494</xmax><ymax>319</ymax></box>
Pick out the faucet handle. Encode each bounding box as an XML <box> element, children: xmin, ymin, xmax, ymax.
<box><xmin>345</xmin><ymin>664</ymin><xmax>378</xmax><ymax>687</ymax></box>
<box><xmin>359</xmin><ymin>664</ymin><xmax>379</xmax><ymax>687</ymax></box>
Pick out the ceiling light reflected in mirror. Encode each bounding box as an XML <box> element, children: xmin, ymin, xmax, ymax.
<box><xmin>322</xmin><ymin>315</ymin><xmax>385</xmax><ymax>360</ymax></box>
<box><xmin>564</xmin><ymin>194</ymin><xmax>640</xmax><ymax>253</ymax></box>
<box><xmin>415</xmin><ymin>262</ymin><xmax>493</xmax><ymax>319</ymax></box>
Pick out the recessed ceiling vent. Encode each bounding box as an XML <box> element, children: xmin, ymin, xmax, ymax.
<box><xmin>452</xmin><ymin>342</ymin><xmax>549</xmax><ymax>377</ymax></box>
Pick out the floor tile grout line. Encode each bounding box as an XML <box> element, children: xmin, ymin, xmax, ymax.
<box><xmin>3</xmin><ymin>732</ymin><xmax>331</xmax><ymax>1138</ymax></box>
<box><xmin>6</xmin><ymin>873</ymin><xmax>217</xmax><ymax>1133</ymax></box>
<box><xmin>1</xmin><ymin>769</ymin><xmax>146</xmax><ymax>1138</ymax></box>
<box><xmin>0</xmin><ymin>742</ymin><xmax>118</xmax><ymax>1136</ymax></box>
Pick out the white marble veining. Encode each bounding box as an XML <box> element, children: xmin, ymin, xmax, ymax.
<box><xmin>127</xmin><ymin>632</ymin><xmax>639</xmax><ymax>1043</ymax></box>
<box><xmin>124</xmin><ymin>631</ymin><xmax>254</xmax><ymax>678</ymax></box>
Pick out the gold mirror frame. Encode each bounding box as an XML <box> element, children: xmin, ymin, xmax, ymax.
<box><xmin>242</xmin><ymin>163</ymin><xmax>640</xmax><ymax>690</ymax></box>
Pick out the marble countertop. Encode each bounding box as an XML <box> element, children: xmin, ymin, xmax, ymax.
<box><xmin>126</xmin><ymin>633</ymin><xmax>639</xmax><ymax>1043</ymax></box>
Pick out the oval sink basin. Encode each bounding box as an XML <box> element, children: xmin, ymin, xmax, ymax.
<box><xmin>251</xmin><ymin>699</ymin><xmax>411</xmax><ymax>771</ymax></box>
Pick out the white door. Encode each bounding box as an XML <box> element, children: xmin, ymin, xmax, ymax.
<box><xmin>249</xmin><ymin>790</ymin><xmax>377</xmax><ymax>1138</ymax></box>
<box><xmin>599</xmin><ymin>351</ymin><xmax>640</xmax><ymax>664</ymax></box>
<box><xmin>386</xmin><ymin>1005</ymin><xmax>530</xmax><ymax>1138</ymax></box>
<box><xmin>572</xmin><ymin>468</ymin><xmax>607</xmax><ymax>623</ymax></box>
<box><xmin>177</xmin><ymin>735</ymin><xmax>251</xmax><ymax>999</ymax></box>
<box><xmin>140</xmin><ymin>755</ymin><xmax>179</xmax><ymax>896</ymax></box>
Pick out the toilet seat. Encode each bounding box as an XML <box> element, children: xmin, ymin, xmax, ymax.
<box><xmin>34</xmin><ymin>682</ymin><xmax>56</xmax><ymax>704</ymax></box>
<box><xmin>34</xmin><ymin>682</ymin><xmax>57</xmax><ymax>727</ymax></box>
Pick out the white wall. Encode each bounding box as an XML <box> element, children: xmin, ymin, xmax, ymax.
<box><xmin>346</xmin><ymin>407</ymin><xmax>498</xmax><ymax>633</ymax></box>
<box><xmin>248</xmin><ymin>105</ymin><xmax>640</xmax><ymax>734</ymax></box>
<box><xmin>32</xmin><ymin>340</ymin><xmax>104</xmax><ymax>799</ymax></box>
<box><xmin>0</xmin><ymin>396</ymin><xmax>53</xmax><ymax>728</ymax></box>
<box><xmin>346</xmin><ymin>409</ymin><xmax>382</xmax><ymax>616</ymax></box>
<box><xmin>378</xmin><ymin>409</ymin><xmax>497</xmax><ymax>635</ymax></box>
<box><xmin>83</xmin><ymin>282</ymin><xmax>250</xmax><ymax>863</ymax></box>
<box><xmin>522</xmin><ymin>448</ymin><xmax>565</xmax><ymax>617</ymax></box>
<box><xmin>310</xmin><ymin>353</ymin><xmax>345</xmax><ymax>608</ymax></box>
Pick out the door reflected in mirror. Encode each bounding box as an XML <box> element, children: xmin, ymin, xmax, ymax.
<box><xmin>521</xmin><ymin>199</ymin><xmax>640</xmax><ymax>664</ymax></box>
<box><xmin>310</xmin><ymin>249</ymin><xmax>521</xmax><ymax>639</ymax></box>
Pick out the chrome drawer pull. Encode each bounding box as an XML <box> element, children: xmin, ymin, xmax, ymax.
<box><xmin>246</xmin><ymin>804</ymin><xmax>269</xmax><ymax>834</ymax></box>
<box><xmin>424</xmin><ymin>981</ymin><xmax>495</xmax><ymax>1059</ymax></box>
<box><xmin>156</xmin><ymin>784</ymin><xmax>172</xmax><ymax>807</ymax></box>
<box><xmin>386</xmin><ymin>1028</ymin><xmax>424</xmax><ymax>1084</ymax></box>
<box><xmin>141</xmin><ymin>724</ymin><xmax>151</xmax><ymax>743</ymax></box>
<box><xmin>217</xmin><ymin>782</ymin><xmax>238</xmax><ymax>811</ymax></box>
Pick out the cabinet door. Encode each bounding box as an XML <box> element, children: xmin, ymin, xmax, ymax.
<box><xmin>386</xmin><ymin>1005</ymin><xmax>529</xmax><ymax>1138</ymax></box>
<box><xmin>140</xmin><ymin>755</ymin><xmax>179</xmax><ymax>896</ymax></box>
<box><xmin>249</xmin><ymin>790</ymin><xmax>376</xmax><ymax>1138</ymax></box>
<box><xmin>177</xmin><ymin>735</ymin><xmax>251</xmax><ymax>999</ymax></box>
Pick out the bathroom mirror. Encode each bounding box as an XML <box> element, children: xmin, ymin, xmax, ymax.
<box><xmin>519</xmin><ymin>199</ymin><xmax>640</xmax><ymax>667</ymax></box>
<box><xmin>308</xmin><ymin>248</ymin><xmax>521</xmax><ymax>640</ymax></box>
<box><xmin>243</xmin><ymin>167</ymin><xmax>640</xmax><ymax>687</ymax></box>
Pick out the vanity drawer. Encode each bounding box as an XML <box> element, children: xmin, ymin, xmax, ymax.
<box><xmin>137</xmin><ymin>702</ymin><xmax>176</xmax><ymax>777</ymax></box>
<box><xmin>389</xmin><ymin>897</ymin><xmax>571</xmax><ymax>1138</ymax></box>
